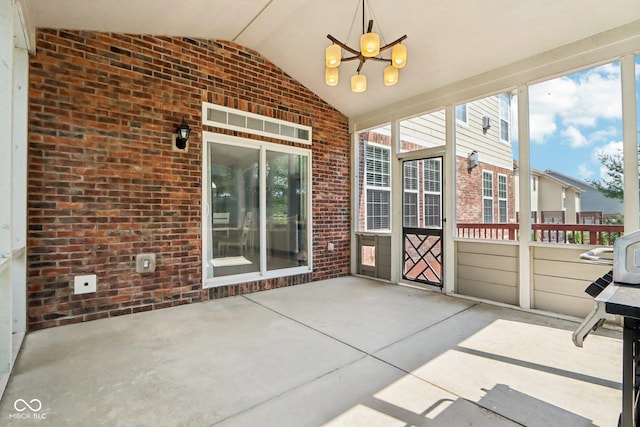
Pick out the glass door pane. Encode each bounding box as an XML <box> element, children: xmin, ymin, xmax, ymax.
<box><xmin>266</xmin><ymin>151</ymin><xmax>308</xmax><ymax>271</ymax></box>
<box><xmin>209</xmin><ymin>143</ymin><xmax>260</xmax><ymax>277</ymax></box>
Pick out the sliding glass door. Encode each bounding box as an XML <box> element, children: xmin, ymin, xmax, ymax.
<box><xmin>203</xmin><ymin>133</ymin><xmax>311</xmax><ymax>286</ymax></box>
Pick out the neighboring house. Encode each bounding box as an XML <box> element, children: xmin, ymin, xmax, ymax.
<box><xmin>545</xmin><ymin>169</ymin><xmax>624</xmax><ymax>220</ymax></box>
<box><xmin>514</xmin><ymin>163</ymin><xmax>584</xmax><ymax>224</ymax></box>
<box><xmin>455</xmin><ymin>94</ymin><xmax>515</xmax><ymax>225</ymax></box>
<box><xmin>358</xmin><ymin>93</ymin><xmax>516</xmax><ymax>232</ymax></box>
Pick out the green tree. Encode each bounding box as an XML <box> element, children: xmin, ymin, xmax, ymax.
<box><xmin>589</xmin><ymin>149</ymin><xmax>629</xmax><ymax>200</ymax></box>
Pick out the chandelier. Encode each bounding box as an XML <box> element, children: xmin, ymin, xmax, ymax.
<box><xmin>325</xmin><ymin>0</ymin><xmax>408</xmax><ymax>93</ymax></box>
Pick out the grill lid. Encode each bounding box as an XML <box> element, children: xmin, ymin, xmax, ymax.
<box><xmin>614</xmin><ymin>230</ymin><xmax>640</xmax><ymax>285</ymax></box>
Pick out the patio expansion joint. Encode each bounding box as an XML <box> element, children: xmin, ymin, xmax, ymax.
<box><xmin>365</xmin><ymin>302</ymin><xmax>527</xmax><ymax>426</ymax></box>
<box><xmin>230</xmin><ymin>297</ymin><xmax>522</xmax><ymax>425</ymax></box>
<box><xmin>203</xmin><ymin>295</ymin><xmax>370</xmax><ymax>426</ymax></box>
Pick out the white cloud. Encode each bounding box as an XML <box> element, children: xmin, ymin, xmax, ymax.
<box><xmin>529</xmin><ymin>63</ymin><xmax>622</xmax><ymax>145</ymax></box>
<box><xmin>593</xmin><ymin>140</ymin><xmax>623</xmax><ymax>159</ymax></box>
<box><xmin>561</xmin><ymin>125</ymin><xmax>588</xmax><ymax>148</ymax></box>
<box><xmin>589</xmin><ymin>126</ymin><xmax>620</xmax><ymax>144</ymax></box>
<box><xmin>577</xmin><ymin>164</ymin><xmax>594</xmax><ymax>180</ymax></box>
<box><xmin>565</xmin><ymin>65</ymin><xmax>621</xmax><ymax>127</ymax></box>
<box><xmin>529</xmin><ymin>77</ymin><xmax>575</xmax><ymax>143</ymax></box>
<box><xmin>529</xmin><ymin>113</ymin><xmax>557</xmax><ymax>143</ymax></box>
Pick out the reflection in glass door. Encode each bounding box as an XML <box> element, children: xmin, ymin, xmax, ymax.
<box><xmin>402</xmin><ymin>157</ymin><xmax>443</xmax><ymax>287</ymax></box>
<box><xmin>205</xmin><ymin>137</ymin><xmax>311</xmax><ymax>284</ymax></box>
<box><xmin>210</xmin><ymin>144</ymin><xmax>261</xmax><ymax>277</ymax></box>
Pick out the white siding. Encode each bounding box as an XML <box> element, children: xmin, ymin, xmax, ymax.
<box><xmin>455</xmin><ymin>96</ymin><xmax>513</xmax><ymax>170</ymax></box>
<box><xmin>400</xmin><ymin>110</ymin><xmax>446</xmax><ymax>148</ymax></box>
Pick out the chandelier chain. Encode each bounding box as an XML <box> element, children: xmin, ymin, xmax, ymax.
<box><xmin>345</xmin><ymin>0</ymin><xmax>361</xmax><ymax>50</ymax></box>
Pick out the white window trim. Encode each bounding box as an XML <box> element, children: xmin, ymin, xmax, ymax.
<box><xmin>455</xmin><ymin>104</ymin><xmax>469</xmax><ymax>126</ymax></box>
<box><xmin>201</xmin><ymin>131</ymin><xmax>313</xmax><ymax>288</ymax></box>
<box><xmin>403</xmin><ymin>161</ymin><xmax>419</xmax><ymax>227</ymax></box>
<box><xmin>498</xmin><ymin>93</ymin><xmax>510</xmax><ymax>144</ymax></box>
<box><xmin>364</xmin><ymin>142</ymin><xmax>391</xmax><ymax>231</ymax></box>
<box><xmin>423</xmin><ymin>158</ymin><xmax>442</xmax><ymax>227</ymax></box>
<box><xmin>498</xmin><ymin>173</ymin><xmax>508</xmax><ymax>223</ymax></box>
<box><xmin>482</xmin><ymin>170</ymin><xmax>494</xmax><ymax>223</ymax></box>
<box><xmin>202</xmin><ymin>103</ymin><xmax>312</xmax><ymax>145</ymax></box>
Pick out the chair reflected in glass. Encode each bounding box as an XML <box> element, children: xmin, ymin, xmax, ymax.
<box><xmin>212</xmin><ymin>212</ymin><xmax>230</xmax><ymax>236</ymax></box>
<box><xmin>217</xmin><ymin>212</ymin><xmax>252</xmax><ymax>257</ymax></box>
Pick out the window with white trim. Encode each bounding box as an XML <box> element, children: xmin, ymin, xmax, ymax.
<box><xmin>365</xmin><ymin>143</ymin><xmax>391</xmax><ymax>230</ymax></box>
<box><xmin>498</xmin><ymin>173</ymin><xmax>508</xmax><ymax>223</ymax></box>
<box><xmin>455</xmin><ymin>104</ymin><xmax>468</xmax><ymax>125</ymax></box>
<box><xmin>423</xmin><ymin>158</ymin><xmax>442</xmax><ymax>227</ymax></box>
<box><xmin>482</xmin><ymin>170</ymin><xmax>494</xmax><ymax>223</ymax></box>
<box><xmin>403</xmin><ymin>161</ymin><xmax>419</xmax><ymax>227</ymax></box>
<box><xmin>499</xmin><ymin>93</ymin><xmax>511</xmax><ymax>142</ymax></box>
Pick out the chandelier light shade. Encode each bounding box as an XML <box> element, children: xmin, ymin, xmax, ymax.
<box><xmin>325</xmin><ymin>0</ymin><xmax>407</xmax><ymax>93</ymax></box>
<box><xmin>325</xmin><ymin>67</ymin><xmax>339</xmax><ymax>86</ymax></box>
<box><xmin>351</xmin><ymin>74</ymin><xmax>367</xmax><ymax>92</ymax></box>
<box><xmin>383</xmin><ymin>65</ymin><xmax>398</xmax><ymax>86</ymax></box>
<box><xmin>391</xmin><ymin>43</ymin><xmax>407</xmax><ymax>68</ymax></box>
<box><xmin>325</xmin><ymin>44</ymin><xmax>341</xmax><ymax>68</ymax></box>
<box><xmin>360</xmin><ymin>32</ymin><xmax>380</xmax><ymax>57</ymax></box>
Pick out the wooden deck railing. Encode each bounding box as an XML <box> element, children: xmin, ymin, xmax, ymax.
<box><xmin>457</xmin><ymin>223</ymin><xmax>624</xmax><ymax>245</ymax></box>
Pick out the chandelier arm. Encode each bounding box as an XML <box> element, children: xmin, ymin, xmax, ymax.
<box><xmin>327</xmin><ymin>34</ymin><xmax>360</xmax><ymax>57</ymax></box>
<box><xmin>367</xmin><ymin>57</ymin><xmax>392</xmax><ymax>64</ymax></box>
<box><xmin>379</xmin><ymin>35</ymin><xmax>408</xmax><ymax>52</ymax></box>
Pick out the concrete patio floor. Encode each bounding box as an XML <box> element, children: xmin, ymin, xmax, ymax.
<box><xmin>0</xmin><ymin>276</ymin><xmax>623</xmax><ymax>426</ymax></box>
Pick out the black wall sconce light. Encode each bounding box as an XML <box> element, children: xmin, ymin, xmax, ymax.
<box><xmin>482</xmin><ymin>116</ymin><xmax>492</xmax><ymax>134</ymax></box>
<box><xmin>174</xmin><ymin>118</ymin><xmax>191</xmax><ymax>151</ymax></box>
<box><xmin>467</xmin><ymin>150</ymin><xmax>479</xmax><ymax>173</ymax></box>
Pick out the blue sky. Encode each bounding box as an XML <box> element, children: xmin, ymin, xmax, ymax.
<box><xmin>513</xmin><ymin>57</ymin><xmax>639</xmax><ymax>184</ymax></box>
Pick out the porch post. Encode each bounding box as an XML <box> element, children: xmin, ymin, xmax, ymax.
<box><xmin>0</xmin><ymin>0</ymin><xmax>15</xmax><ymax>374</ymax></box>
<box><xmin>443</xmin><ymin>106</ymin><xmax>456</xmax><ymax>294</ymax></box>
<box><xmin>621</xmin><ymin>55</ymin><xmax>639</xmax><ymax>233</ymax></box>
<box><xmin>12</xmin><ymin>42</ymin><xmax>28</xmax><ymax>336</ymax></box>
<box><xmin>350</xmin><ymin>130</ymin><xmax>358</xmax><ymax>275</ymax></box>
<box><xmin>390</xmin><ymin>120</ymin><xmax>401</xmax><ymax>283</ymax></box>
<box><xmin>517</xmin><ymin>85</ymin><xmax>532</xmax><ymax>309</ymax></box>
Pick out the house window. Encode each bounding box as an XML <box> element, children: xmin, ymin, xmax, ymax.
<box><xmin>203</xmin><ymin>133</ymin><xmax>311</xmax><ymax>287</ymax></box>
<box><xmin>456</xmin><ymin>104</ymin><xmax>468</xmax><ymax>125</ymax></box>
<box><xmin>482</xmin><ymin>170</ymin><xmax>494</xmax><ymax>223</ymax></box>
<box><xmin>424</xmin><ymin>158</ymin><xmax>442</xmax><ymax>227</ymax></box>
<box><xmin>498</xmin><ymin>174</ymin><xmax>508</xmax><ymax>223</ymax></box>
<box><xmin>366</xmin><ymin>143</ymin><xmax>391</xmax><ymax>230</ymax></box>
<box><xmin>499</xmin><ymin>93</ymin><xmax>510</xmax><ymax>142</ymax></box>
<box><xmin>403</xmin><ymin>161</ymin><xmax>419</xmax><ymax>227</ymax></box>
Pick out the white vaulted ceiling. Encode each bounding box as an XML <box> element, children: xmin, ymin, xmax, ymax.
<box><xmin>21</xmin><ymin>0</ymin><xmax>640</xmax><ymax>118</ymax></box>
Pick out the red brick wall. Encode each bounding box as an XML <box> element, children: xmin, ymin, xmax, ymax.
<box><xmin>27</xmin><ymin>30</ymin><xmax>350</xmax><ymax>330</ymax></box>
<box><xmin>456</xmin><ymin>157</ymin><xmax>515</xmax><ymax>223</ymax></box>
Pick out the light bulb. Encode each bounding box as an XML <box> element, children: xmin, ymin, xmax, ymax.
<box><xmin>325</xmin><ymin>44</ymin><xmax>341</xmax><ymax>68</ymax></box>
<box><xmin>384</xmin><ymin>66</ymin><xmax>398</xmax><ymax>86</ymax></box>
<box><xmin>360</xmin><ymin>32</ymin><xmax>380</xmax><ymax>57</ymax></box>
<box><xmin>351</xmin><ymin>74</ymin><xmax>367</xmax><ymax>93</ymax></box>
<box><xmin>325</xmin><ymin>67</ymin><xmax>339</xmax><ymax>86</ymax></box>
<box><xmin>391</xmin><ymin>43</ymin><xmax>407</xmax><ymax>68</ymax></box>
